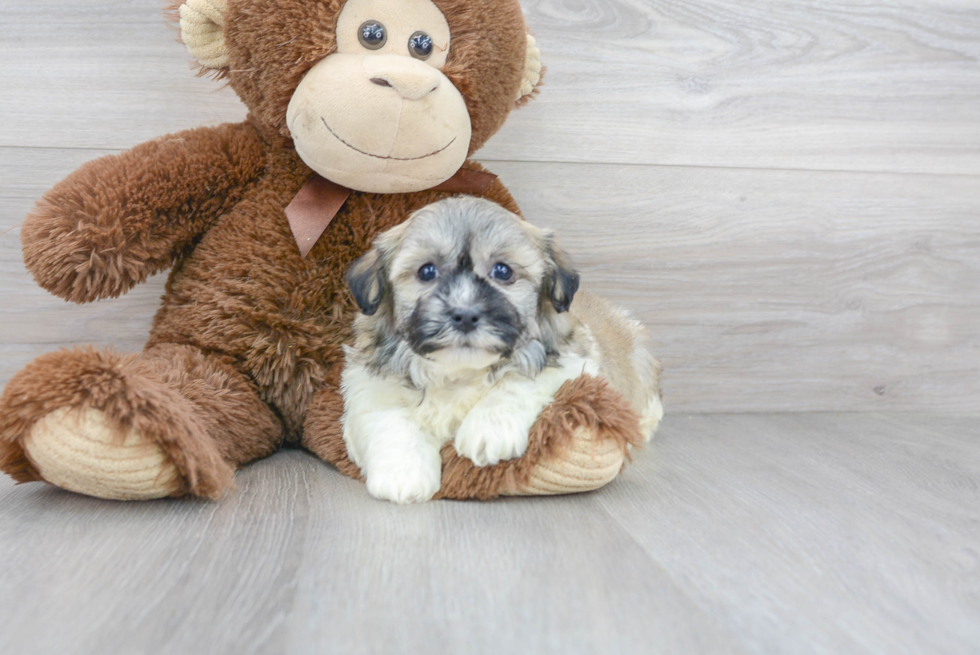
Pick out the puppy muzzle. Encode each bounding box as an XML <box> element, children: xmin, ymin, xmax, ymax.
<box><xmin>406</xmin><ymin>273</ymin><xmax>523</xmax><ymax>356</ymax></box>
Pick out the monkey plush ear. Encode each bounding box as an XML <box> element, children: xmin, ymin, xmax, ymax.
<box><xmin>177</xmin><ymin>0</ymin><xmax>231</xmax><ymax>70</ymax></box>
<box><xmin>545</xmin><ymin>240</ymin><xmax>580</xmax><ymax>313</ymax></box>
<box><xmin>346</xmin><ymin>249</ymin><xmax>386</xmax><ymax>316</ymax></box>
<box><xmin>516</xmin><ymin>34</ymin><xmax>544</xmax><ymax>106</ymax></box>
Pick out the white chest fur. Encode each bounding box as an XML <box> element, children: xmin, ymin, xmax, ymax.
<box><xmin>409</xmin><ymin>372</ymin><xmax>495</xmax><ymax>445</ymax></box>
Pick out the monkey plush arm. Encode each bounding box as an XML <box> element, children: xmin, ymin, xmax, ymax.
<box><xmin>21</xmin><ymin>122</ymin><xmax>266</xmax><ymax>303</ymax></box>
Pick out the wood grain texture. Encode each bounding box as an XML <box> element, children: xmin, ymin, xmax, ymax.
<box><xmin>599</xmin><ymin>412</ymin><xmax>980</xmax><ymax>655</ymax></box>
<box><xmin>2</xmin><ymin>0</ymin><xmax>979</xmax><ymax>174</ymax></box>
<box><xmin>0</xmin><ymin>1</ymin><xmax>247</xmax><ymax>151</ymax></box>
<box><xmin>496</xmin><ymin>162</ymin><xmax>980</xmax><ymax>414</ymax></box>
<box><xmin>488</xmin><ymin>0</ymin><xmax>980</xmax><ymax>174</ymax></box>
<box><xmin>1</xmin><ymin>413</ymin><xmax>977</xmax><ymax>655</ymax></box>
<box><xmin>4</xmin><ymin>149</ymin><xmax>978</xmax><ymax>413</ymax></box>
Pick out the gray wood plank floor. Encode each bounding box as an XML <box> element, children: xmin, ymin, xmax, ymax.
<box><xmin>1</xmin><ymin>413</ymin><xmax>977</xmax><ymax>655</ymax></box>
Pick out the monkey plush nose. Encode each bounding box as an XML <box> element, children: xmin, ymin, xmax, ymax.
<box><xmin>450</xmin><ymin>308</ymin><xmax>481</xmax><ymax>333</ymax></box>
<box><xmin>363</xmin><ymin>56</ymin><xmax>441</xmax><ymax>101</ymax></box>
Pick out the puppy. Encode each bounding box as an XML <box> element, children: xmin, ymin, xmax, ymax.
<box><xmin>342</xmin><ymin>196</ymin><xmax>663</xmax><ymax>504</ymax></box>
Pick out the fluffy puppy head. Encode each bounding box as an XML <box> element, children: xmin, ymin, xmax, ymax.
<box><xmin>347</xmin><ymin>196</ymin><xmax>579</xmax><ymax>378</ymax></box>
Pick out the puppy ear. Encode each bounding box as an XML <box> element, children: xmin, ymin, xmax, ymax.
<box><xmin>347</xmin><ymin>218</ymin><xmax>413</xmax><ymax>315</ymax></box>
<box><xmin>545</xmin><ymin>239</ymin><xmax>580</xmax><ymax>313</ymax></box>
<box><xmin>347</xmin><ymin>249</ymin><xmax>385</xmax><ymax>316</ymax></box>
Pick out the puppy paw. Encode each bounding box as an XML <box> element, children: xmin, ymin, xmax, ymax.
<box><xmin>454</xmin><ymin>410</ymin><xmax>532</xmax><ymax>467</ymax></box>
<box><xmin>365</xmin><ymin>448</ymin><xmax>442</xmax><ymax>504</ymax></box>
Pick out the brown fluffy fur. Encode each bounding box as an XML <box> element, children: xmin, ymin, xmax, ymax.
<box><xmin>0</xmin><ymin>0</ymin><xmax>642</xmax><ymax>500</ymax></box>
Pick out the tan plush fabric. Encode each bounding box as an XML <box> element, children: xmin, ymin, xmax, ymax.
<box><xmin>500</xmin><ymin>427</ymin><xmax>625</xmax><ymax>496</ymax></box>
<box><xmin>178</xmin><ymin>0</ymin><xmax>230</xmax><ymax>69</ymax></box>
<box><xmin>283</xmin><ymin>0</ymin><xmax>467</xmax><ymax>192</ymax></box>
<box><xmin>285</xmin><ymin>53</ymin><xmax>471</xmax><ymax>193</ymax></box>
<box><xmin>518</xmin><ymin>35</ymin><xmax>542</xmax><ymax>101</ymax></box>
<box><xmin>24</xmin><ymin>408</ymin><xmax>180</xmax><ymax>501</ymax></box>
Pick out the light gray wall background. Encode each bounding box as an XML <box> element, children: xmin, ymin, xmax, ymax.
<box><xmin>2</xmin><ymin>0</ymin><xmax>978</xmax><ymax>414</ymax></box>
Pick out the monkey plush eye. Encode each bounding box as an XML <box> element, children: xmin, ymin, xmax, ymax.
<box><xmin>358</xmin><ymin>21</ymin><xmax>387</xmax><ymax>50</ymax></box>
<box><xmin>490</xmin><ymin>263</ymin><xmax>513</xmax><ymax>282</ymax></box>
<box><xmin>418</xmin><ymin>263</ymin><xmax>438</xmax><ymax>282</ymax></box>
<box><xmin>408</xmin><ymin>31</ymin><xmax>434</xmax><ymax>60</ymax></box>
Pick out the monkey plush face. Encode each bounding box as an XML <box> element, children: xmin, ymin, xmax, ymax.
<box><xmin>286</xmin><ymin>0</ymin><xmax>470</xmax><ymax>193</ymax></box>
<box><xmin>175</xmin><ymin>0</ymin><xmax>543</xmax><ymax>193</ymax></box>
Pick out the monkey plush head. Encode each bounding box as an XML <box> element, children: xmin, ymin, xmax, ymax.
<box><xmin>175</xmin><ymin>0</ymin><xmax>543</xmax><ymax>193</ymax></box>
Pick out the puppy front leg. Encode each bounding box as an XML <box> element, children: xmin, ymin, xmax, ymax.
<box><xmin>455</xmin><ymin>355</ymin><xmax>599</xmax><ymax>467</ymax></box>
<box><xmin>360</xmin><ymin>419</ymin><xmax>443</xmax><ymax>504</ymax></box>
<box><xmin>342</xmin><ymin>366</ymin><xmax>442</xmax><ymax>504</ymax></box>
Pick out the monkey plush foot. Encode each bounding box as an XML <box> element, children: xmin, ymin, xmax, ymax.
<box><xmin>22</xmin><ymin>407</ymin><xmax>180</xmax><ymax>501</ymax></box>
<box><xmin>498</xmin><ymin>424</ymin><xmax>627</xmax><ymax>496</ymax></box>
<box><xmin>435</xmin><ymin>375</ymin><xmax>652</xmax><ymax>500</ymax></box>
<box><xmin>503</xmin><ymin>377</ymin><xmax>663</xmax><ymax>495</ymax></box>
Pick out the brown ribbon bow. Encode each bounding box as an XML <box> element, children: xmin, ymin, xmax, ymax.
<box><xmin>284</xmin><ymin>168</ymin><xmax>498</xmax><ymax>258</ymax></box>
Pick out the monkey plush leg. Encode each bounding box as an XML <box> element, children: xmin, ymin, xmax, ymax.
<box><xmin>302</xmin><ymin>380</ymin><xmax>364</xmax><ymax>481</ymax></box>
<box><xmin>0</xmin><ymin>344</ymin><xmax>283</xmax><ymax>500</ymax></box>
<box><xmin>435</xmin><ymin>375</ymin><xmax>649</xmax><ymax>500</ymax></box>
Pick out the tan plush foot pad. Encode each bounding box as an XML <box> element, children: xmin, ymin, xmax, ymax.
<box><xmin>22</xmin><ymin>407</ymin><xmax>180</xmax><ymax>500</ymax></box>
<box><xmin>500</xmin><ymin>426</ymin><xmax>625</xmax><ymax>496</ymax></box>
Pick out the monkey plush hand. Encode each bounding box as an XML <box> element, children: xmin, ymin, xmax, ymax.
<box><xmin>0</xmin><ymin>0</ymin><xmax>648</xmax><ymax>501</ymax></box>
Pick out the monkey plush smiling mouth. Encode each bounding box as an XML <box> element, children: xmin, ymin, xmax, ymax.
<box><xmin>341</xmin><ymin>198</ymin><xmax>664</xmax><ymax>504</ymax></box>
<box><xmin>286</xmin><ymin>0</ymin><xmax>472</xmax><ymax>193</ymax></box>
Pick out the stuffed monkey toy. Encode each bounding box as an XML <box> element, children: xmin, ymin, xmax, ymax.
<box><xmin>0</xmin><ymin>0</ymin><xmax>649</xmax><ymax>501</ymax></box>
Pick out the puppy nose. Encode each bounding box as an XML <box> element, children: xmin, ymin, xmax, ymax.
<box><xmin>450</xmin><ymin>308</ymin><xmax>480</xmax><ymax>334</ymax></box>
<box><xmin>363</xmin><ymin>57</ymin><xmax>441</xmax><ymax>101</ymax></box>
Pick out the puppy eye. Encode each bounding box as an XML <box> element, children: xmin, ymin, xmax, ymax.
<box><xmin>490</xmin><ymin>262</ymin><xmax>513</xmax><ymax>282</ymax></box>
<box><xmin>358</xmin><ymin>21</ymin><xmax>387</xmax><ymax>50</ymax></box>
<box><xmin>417</xmin><ymin>263</ymin><xmax>438</xmax><ymax>282</ymax></box>
<box><xmin>408</xmin><ymin>31</ymin><xmax>433</xmax><ymax>60</ymax></box>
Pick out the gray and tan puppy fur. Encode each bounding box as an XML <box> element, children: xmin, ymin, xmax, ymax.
<box><xmin>342</xmin><ymin>196</ymin><xmax>662</xmax><ymax>504</ymax></box>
